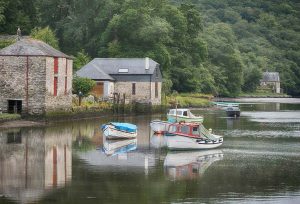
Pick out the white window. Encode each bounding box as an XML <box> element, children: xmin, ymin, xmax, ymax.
<box><xmin>118</xmin><ymin>68</ymin><xmax>128</xmax><ymax>73</ymax></box>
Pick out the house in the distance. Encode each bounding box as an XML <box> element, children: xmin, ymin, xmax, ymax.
<box><xmin>0</xmin><ymin>38</ymin><xmax>73</xmax><ymax>115</ymax></box>
<box><xmin>76</xmin><ymin>58</ymin><xmax>162</xmax><ymax>105</ymax></box>
<box><xmin>260</xmin><ymin>71</ymin><xmax>280</xmax><ymax>93</ymax></box>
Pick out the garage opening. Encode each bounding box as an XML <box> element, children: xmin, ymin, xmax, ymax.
<box><xmin>8</xmin><ymin>100</ymin><xmax>22</xmax><ymax>114</ymax></box>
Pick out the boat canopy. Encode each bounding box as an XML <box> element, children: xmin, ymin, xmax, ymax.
<box><xmin>111</xmin><ymin>122</ymin><xmax>137</xmax><ymax>133</ymax></box>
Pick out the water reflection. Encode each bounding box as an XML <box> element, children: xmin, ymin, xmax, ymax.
<box><xmin>164</xmin><ymin>150</ymin><xmax>223</xmax><ymax>181</ymax></box>
<box><xmin>103</xmin><ymin>136</ymin><xmax>137</xmax><ymax>156</ymax></box>
<box><xmin>150</xmin><ymin>134</ymin><xmax>167</xmax><ymax>148</ymax></box>
<box><xmin>0</xmin><ymin>127</ymin><xmax>72</xmax><ymax>204</ymax></box>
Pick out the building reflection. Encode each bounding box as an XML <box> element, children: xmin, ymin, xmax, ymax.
<box><xmin>0</xmin><ymin>126</ymin><xmax>72</xmax><ymax>203</ymax></box>
<box><xmin>164</xmin><ymin>150</ymin><xmax>223</xmax><ymax>181</ymax></box>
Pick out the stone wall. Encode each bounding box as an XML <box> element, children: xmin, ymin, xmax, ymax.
<box><xmin>150</xmin><ymin>82</ymin><xmax>162</xmax><ymax>105</ymax></box>
<box><xmin>0</xmin><ymin>56</ymin><xmax>47</xmax><ymax>114</ymax></box>
<box><xmin>114</xmin><ymin>81</ymin><xmax>161</xmax><ymax>104</ymax></box>
<box><xmin>45</xmin><ymin>57</ymin><xmax>73</xmax><ymax>112</ymax></box>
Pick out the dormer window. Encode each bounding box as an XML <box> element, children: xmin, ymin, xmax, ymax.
<box><xmin>118</xmin><ymin>68</ymin><xmax>128</xmax><ymax>73</ymax></box>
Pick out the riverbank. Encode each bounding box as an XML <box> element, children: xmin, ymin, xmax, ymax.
<box><xmin>0</xmin><ymin>93</ymin><xmax>213</xmax><ymax>128</ymax></box>
<box><xmin>214</xmin><ymin>97</ymin><xmax>300</xmax><ymax>104</ymax></box>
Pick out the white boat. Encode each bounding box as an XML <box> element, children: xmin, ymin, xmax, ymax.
<box><xmin>165</xmin><ymin>123</ymin><xmax>223</xmax><ymax>150</ymax></box>
<box><xmin>150</xmin><ymin>120</ymin><xmax>171</xmax><ymax>134</ymax></box>
<box><xmin>167</xmin><ymin>109</ymin><xmax>204</xmax><ymax>123</ymax></box>
<box><xmin>101</xmin><ymin>122</ymin><xmax>137</xmax><ymax>139</ymax></box>
<box><xmin>164</xmin><ymin>150</ymin><xmax>223</xmax><ymax>180</ymax></box>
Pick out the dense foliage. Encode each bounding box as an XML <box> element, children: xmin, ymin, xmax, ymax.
<box><xmin>73</xmin><ymin>77</ymin><xmax>96</xmax><ymax>97</ymax></box>
<box><xmin>0</xmin><ymin>0</ymin><xmax>299</xmax><ymax>96</ymax></box>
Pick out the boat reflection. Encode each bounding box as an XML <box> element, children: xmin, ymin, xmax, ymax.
<box><xmin>0</xmin><ymin>127</ymin><xmax>72</xmax><ymax>204</ymax></box>
<box><xmin>103</xmin><ymin>136</ymin><xmax>137</xmax><ymax>156</ymax></box>
<box><xmin>150</xmin><ymin>134</ymin><xmax>168</xmax><ymax>148</ymax></box>
<box><xmin>164</xmin><ymin>150</ymin><xmax>223</xmax><ymax>181</ymax></box>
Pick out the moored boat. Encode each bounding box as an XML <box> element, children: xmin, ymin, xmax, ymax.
<box><xmin>226</xmin><ymin>106</ymin><xmax>241</xmax><ymax>117</ymax></box>
<box><xmin>167</xmin><ymin>109</ymin><xmax>204</xmax><ymax>123</ymax></box>
<box><xmin>165</xmin><ymin>123</ymin><xmax>223</xmax><ymax>150</ymax></box>
<box><xmin>101</xmin><ymin>122</ymin><xmax>137</xmax><ymax>139</ymax></box>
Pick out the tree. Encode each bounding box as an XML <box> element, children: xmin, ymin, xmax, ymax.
<box><xmin>30</xmin><ymin>26</ymin><xmax>59</xmax><ymax>49</ymax></box>
<box><xmin>73</xmin><ymin>77</ymin><xmax>96</xmax><ymax>97</ymax></box>
<box><xmin>73</xmin><ymin>50</ymin><xmax>91</xmax><ymax>71</ymax></box>
<box><xmin>0</xmin><ymin>0</ymin><xmax>37</xmax><ymax>34</ymax></box>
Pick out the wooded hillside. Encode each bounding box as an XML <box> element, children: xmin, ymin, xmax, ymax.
<box><xmin>1</xmin><ymin>0</ymin><xmax>299</xmax><ymax>96</ymax></box>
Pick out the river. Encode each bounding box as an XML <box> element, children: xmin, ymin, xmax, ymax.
<box><xmin>0</xmin><ymin>98</ymin><xmax>300</xmax><ymax>204</ymax></box>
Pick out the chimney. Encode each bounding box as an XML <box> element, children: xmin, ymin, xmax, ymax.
<box><xmin>145</xmin><ymin>57</ymin><xmax>149</xmax><ymax>70</ymax></box>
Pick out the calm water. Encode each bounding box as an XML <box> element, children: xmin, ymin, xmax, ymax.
<box><xmin>1</xmin><ymin>98</ymin><xmax>300</xmax><ymax>204</ymax></box>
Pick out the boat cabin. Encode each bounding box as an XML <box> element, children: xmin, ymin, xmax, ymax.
<box><xmin>168</xmin><ymin>109</ymin><xmax>194</xmax><ymax>117</ymax></box>
<box><xmin>168</xmin><ymin>123</ymin><xmax>201</xmax><ymax>138</ymax></box>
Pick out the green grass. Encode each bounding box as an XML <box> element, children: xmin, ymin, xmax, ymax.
<box><xmin>0</xmin><ymin>113</ymin><xmax>21</xmax><ymax>121</ymax></box>
<box><xmin>166</xmin><ymin>93</ymin><xmax>212</xmax><ymax>108</ymax></box>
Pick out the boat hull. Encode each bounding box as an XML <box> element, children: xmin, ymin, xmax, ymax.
<box><xmin>167</xmin><ymin>115</ymin><xmax>204</xmax><ymax>123</ymax></box>
<box><xmin>103</xmin><ymin>125</ymin><xmax>137</xmax><ymax>139</ymax></box>
<box><xmin>166</xmin><ymin>135</ymin><xmax>223</xmax><ymax>150</ymax></box>
<box><xmin>226</xmin><ymin>110</ymin><xmax>240</xmax><ymax>117</ymax></box>
<box><xmin>150</xmin><ymin>120</ymin><xmax>171</xmax><ymax>134</ymax></box>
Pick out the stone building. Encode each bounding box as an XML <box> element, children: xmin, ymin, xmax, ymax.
<box><xmin>0</xmin><ymin>38</ymin><xmax>73</xmax><ymax>115</ymax></box>
<box><xmin>260</xmin><ymin>72</ymin><xmax>280</xmax><ymax>93</ymax></box>
<box><xmin>76</xmin><ymin>58</ymin><xmax>162</xmax><ymax>105</ymax></box>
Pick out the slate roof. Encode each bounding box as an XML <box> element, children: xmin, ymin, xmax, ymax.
<box><xmin>76</xmin><ymin>58</ymin><xmax>159</xmax><ymax>81</ymax></box>
<box><xmin>262</xmin><ymin>72</ymin><xmax>280</xmax><ymax>82</ymax></box>
<box><xmin>0</xmin><ymin>38</ymin><xmax>72</xmax><ymax>59</ymax></box>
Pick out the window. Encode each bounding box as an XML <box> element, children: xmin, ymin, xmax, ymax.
<box><xmin>65</xmin><ymin>77</ymin><xmax>67</xmax><ymax>95</ymax></box>
<box><xmin>132</xmin><ymin>83</ymin><xmax>136</xmax><ymax>95</ymax></box>
<box><xmin>54</xmin><ymin>77</ymin><xmax>58</xmax><ymax>96</ymax></box>
<box><xmin>54</xmin><ymin>57</ymin><xmax>58</xmax><ymax>74</ymax></box>
<box><xmin>177</xmin><ymin>110</ymin><xmax>183</xmax><ymax>116</ymax></box>
<box><xmin>155</xmin><ymin>82</ymin><xmax>158</xmax><ymax>98</ymax></box>
<box><xmin>181</xmin><ymin>126</ymin><xmax>190</xmax><ymax>134</ymax></box>
<box><xmin>183</xmin><ymin>111</ymin><xmax>188</xmax><ymax>116</ymax></box>
<box><xmin>169</xmin><ymin>125</ymin><xmax>177</xmax><ymax>133</ymax></box>
<box><xmin>155</xmin><ymin>67</ymin><xmax>159</xmax><ymax>78</ymax></box>
<box><xmin>192</xmin><ymin>126</ymin><xmax>199</xmax><ymax>135</ymax></box>
<box><xmin>118</xmin><ymin>68</ymin><xmax>128</xmax><ymax>73</ymax></box>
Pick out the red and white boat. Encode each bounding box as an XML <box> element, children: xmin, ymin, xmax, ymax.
<box><xmin>165</xmin><ymin>123</ymin><xmax>223</xmax><ymax>150</ymax></box>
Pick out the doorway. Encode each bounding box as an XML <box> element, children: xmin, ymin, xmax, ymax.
<box><xmin>8</xmin><ymin>100</ymin><xmax>22</xmax><ymax>114</ymax></box>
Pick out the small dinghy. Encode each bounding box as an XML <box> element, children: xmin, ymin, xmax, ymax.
<box><xmin>101</xmin><ymin>122</ymin><xmax>137</xmax><ymax>139</ymax></box>
<box><xmin>150</xmin><ymin>120</ymin><xmax>172</xmax><ymax>134</ymax></box>
<box><xmin>165</xmin><ymin>123</ymin><xmax>223</xmax><ymax>150</ymax></box>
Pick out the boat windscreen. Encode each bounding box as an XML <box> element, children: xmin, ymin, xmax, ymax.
<box><xmin>181</xmin><ymin>125</ymin><xmax>190</xmax><ymax>134</ymax></box>
<box><xmin>169</xmin><ymin>125</ymin><xmax>177</xmax><ymax>133</ymax></box>
<box><xmin>177</xmin><ymin>110</ymin><xmax>183</xmax><ymax>116</ymax></box>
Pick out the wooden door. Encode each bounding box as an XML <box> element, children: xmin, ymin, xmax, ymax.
<box><xmin>91</xmin><ymin>82</ymin><xmax>104</xmax><ymax>97</ymax></box>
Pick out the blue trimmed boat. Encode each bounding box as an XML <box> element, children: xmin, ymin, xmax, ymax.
<box><xmin>101</xmin><ymin>122</ymin><xmax>137</xmax><ymax>139</ymax></box>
